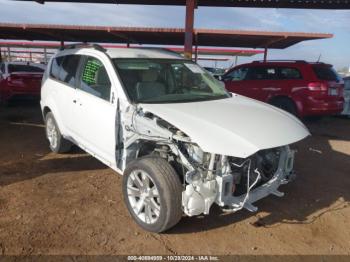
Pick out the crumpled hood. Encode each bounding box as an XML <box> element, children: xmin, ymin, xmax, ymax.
<box><xmin>140</xmin><ymin>95</ymin><xmax>310</xmax><ymax>158</ymax></box>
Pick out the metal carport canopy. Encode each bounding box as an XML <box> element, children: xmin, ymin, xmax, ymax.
<box><xmin>15</xmin><ymin>0</ymin><xmax>350</xmax><ymax>9</ymax></box>
<box><xmin>0</xmin><ymin>41</ymin><xmax>263</xmax><ymax>56</ymax></box>
<box><xmin>13</xmin><ymin>0</ymin><xmax>347</xmax><ymax>58</ymax></box>
<box><xmin>0</xmin><ymin>23</ymin><xmax>332</xmax><ymax>49</ymax></box>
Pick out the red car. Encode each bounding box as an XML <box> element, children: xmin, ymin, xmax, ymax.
<box><xmin>221</xmin><ymin>60</ymin><xmax>344</xmax><ymax>117</ymax></box>
<box><xmin>0</xmin><ymin>62</ymin><xmax>45</xmax><ymax>105</ymax></box>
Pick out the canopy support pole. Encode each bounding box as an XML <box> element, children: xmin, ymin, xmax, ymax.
<box><xmin>194</xmin><ymin>34</ymin><xmax>198</xmax><ymax>62</ymax></box>
<box><xmin>7</xmin><ymin>47</ymin><xmax>11</xmax><ymax>62</ymax></box>
<box><xmin>264</xmin><ymin>47</ymin><xmax>268</xmax><ymax>62</ymax></box>
<box><xmin>44</xmin><ymin>48</ymin><xmax>48</xmax><ymax>64</ymax></box>
<box><xmin>0</xmin><ymin>48</ymin><xmax>2</xmax><ymax>63</ymax></box>
<box><xmin>184</xmin><ymin>0</ymin><xmax>196</xmax><ymax>59</ymax></box>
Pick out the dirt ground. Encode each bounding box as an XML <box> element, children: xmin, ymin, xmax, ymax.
<box><xmin>0</xmin><ymin>101</ymin><xmax>350</xmax><ymax>256</ymax></box>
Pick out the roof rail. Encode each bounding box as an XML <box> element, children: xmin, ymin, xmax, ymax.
<box><xmin>59</xmin><ymin>43</ymin><xmax>106</xmax><ymax>52</ymax></box>
<box><xmin>252</xmin><ymin>60</ymin><xmax>307</xmax><ymax>63</ymax></box>
<box><xmin>127</xmin><ymin>46</ymin><xmax>183</xmax><ymax>56</ymax></box>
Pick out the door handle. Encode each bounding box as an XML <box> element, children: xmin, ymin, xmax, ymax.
<box><xmin>73</xmin><ymin>99</ymin><xmax>77</xmax><ymax>103</ymax></box>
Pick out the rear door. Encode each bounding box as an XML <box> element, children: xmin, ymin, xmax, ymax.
<box><xmin>49</xmin><ymin>54</ymin><xmax>81</xmax><ymax>134</ymax></box>
<box><xmin>72</xmin><ymin>54</ymin><xmax>117</xmax><ymax>167</ymax></box>
<box><xmin>244</xmin><ymin>66</ymin><xmax>280</xmax><ymax>101</ymax></box>
<box><xmin>223</xmin><ymin>65</ymin><xmax>280</xmax><ymax>102</ymax></box>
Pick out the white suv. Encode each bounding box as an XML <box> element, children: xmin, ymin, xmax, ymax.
<box><xmin>41</xmin><ymin>44</ymin><xmax>309</xmax><ymax>232</ymax></box>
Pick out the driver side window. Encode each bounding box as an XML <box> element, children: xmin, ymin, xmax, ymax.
<box><xmin>225</xmin><ymin>67</ymin><xmax>248</xmax><ymax>81</ymax></box>
<box><xmin>79</xmin><ymin>56</ymin><xmax>111</xmax><ymax>102</ymax></box>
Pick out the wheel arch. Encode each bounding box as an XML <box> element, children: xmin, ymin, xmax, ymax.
<box><xmin>268</xmin><ymin>95</ymin><xmax>301</xmax><ymax>116</ymax></box>
<box><xmin>41</xmin><ymin>100</ymin><xmax>67</xmax><ymax>136</ymax></box>
<box><xmin>42</xmin><ymin>106</ymin><xmax>51</xmax><ymax>118</ymax></box>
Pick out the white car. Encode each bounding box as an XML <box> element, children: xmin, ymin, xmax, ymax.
<box><xmin>41</xmin><ymin>44</ymin><xmax>309</xmax><ymax>232</ymax></box>
<box><xmin>342</xmin><ymin>77</ymin><xmax>350</xmax><ymax>116</ymax></box>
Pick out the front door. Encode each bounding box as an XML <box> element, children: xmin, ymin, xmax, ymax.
<box><xmin>73</xmin><ymin>54</ymin><xmax>117</xmax><ymax>167</ymax></box>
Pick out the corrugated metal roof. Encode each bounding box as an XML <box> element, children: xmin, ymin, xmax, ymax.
<box><xmin>0</xmin><ymin>41</ymin><xmax>264</xmax><ymax>57</ymax></box>
<box><xmin>0</xmin><ymin>23</ymin><xmax>333</xmax><ymax>49</ymax></box>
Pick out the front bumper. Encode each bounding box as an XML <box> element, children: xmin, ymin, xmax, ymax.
<box><xmin>216</xmin><ymin>146</ymin><xmax>295</xmax><ymax>212</ymax></box>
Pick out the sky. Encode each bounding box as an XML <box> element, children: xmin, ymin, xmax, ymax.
<box><xmin>0</xmin><ymin>0</ymin><xmax>350</xmax><ymax>69</ymax></box>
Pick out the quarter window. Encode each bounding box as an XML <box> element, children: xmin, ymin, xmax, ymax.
<box><xmin>50</xmin><ymin>56</ymin><xmax>64</xmax><ymax>80</ymax></box>
<box><xmin>312</xmin><ymin>65</ymin><xmax>341</xmax><ymax>81</ymax></box>
<box><xmin>79</xmin><ymin>56</ymin><xmax>111</xmax><ymax>101</ymax></box>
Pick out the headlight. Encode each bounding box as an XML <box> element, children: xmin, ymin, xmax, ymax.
<box><xmin>185</xmin><ymin>144</ymin><xmax>209</xmax><ymax>164</ymax></box>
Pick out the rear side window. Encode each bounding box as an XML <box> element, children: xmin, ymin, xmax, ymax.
<box><xmin>279</xmin><ymin>67</ymin><xmax>302</xmax><ymax>79</ymax></box>
<box><xmin>312</xmin><ymin>65</ymin><xmax>341</xmax><ymax>81</ymax></box>
<box><xmin>246</xmin><ymin>67</ymin><xmax>277</xmax><ymax>80</ymax></box>
<box><xmin>8</xmin><ymin>64</ymin><xmax>44</xmax><ymax>73</ymax></box>
<box><xmin>58</xmin><ymin>55</ymin><xmax>81</xmax><ymax>86</ymax></box>
<box><xmin>50</xmin><ymin>56</ymin><xmax>64</xmax><ymax>80</ymax></box>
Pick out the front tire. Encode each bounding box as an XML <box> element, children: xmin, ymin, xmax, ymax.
<box><xmin>122</xmin><ymin>157</ymin><xmax>183</xmax><ymax>233</ymax></box>
<box><xmin>45</xmin><ymin>112</ymin><xmax>72</xmax><ymax>153</ymax></box>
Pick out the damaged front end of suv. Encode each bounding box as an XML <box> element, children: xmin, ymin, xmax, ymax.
<box><xmin>120</xmin><ymin>95</ymin><xmax>309</xmax><ymax>230</ymax></box>
<box><xmin>182</xmin><ymin>144</ymin><xmax>295</xmax><ymax>216</ymax></box>
<box><xmin>112</xmin><ymin>56</ymin><xmax>309</xmax><ymax>232</ymax></box>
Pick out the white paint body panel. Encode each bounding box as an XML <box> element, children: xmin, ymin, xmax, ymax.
<box><xmin>141</xmin><ymin>94</ymin><xmax>310</xmax><ymax>158</ymax></box>
<box><xmin>342</xmin><ymin>89</ymin><xmax>350</xmax><ymax>116</ymax></box>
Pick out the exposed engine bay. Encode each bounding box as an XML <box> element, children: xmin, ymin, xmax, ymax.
<box><xmin>121</xmin><ymin>105</ymin><xmax>296</xmax><ymax>216</ymax></box>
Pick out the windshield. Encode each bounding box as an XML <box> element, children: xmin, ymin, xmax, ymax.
<box><xmin>113</xmin><ymin>58</ymin><xmax>230</xmax><ymax>103</ymax></box>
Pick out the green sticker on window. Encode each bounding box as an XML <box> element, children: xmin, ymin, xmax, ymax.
<box><xmin>82</xmin><ymin>59</ymin><xmax>103</xmax><ymax>85</ymax></box>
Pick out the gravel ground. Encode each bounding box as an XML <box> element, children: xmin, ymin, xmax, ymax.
<box><xmin>0</xmin><ymin>102</ymin><xmax>349</xmax><ymax>255</ymax></box>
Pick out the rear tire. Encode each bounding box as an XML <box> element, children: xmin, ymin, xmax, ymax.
<box><xmin>122</xmin><ymin>157</ymin><xmax>183</xmax><ymax>233</ymax></box>
<box><xmin>270</xmin><ymin>97</ymin><xmax>298</xmax><ymax>117</ymax></box>
<box><xmin>45</xmin><ymin>112</ymin><xmax>72</xmax><ymax>153</ymax></box>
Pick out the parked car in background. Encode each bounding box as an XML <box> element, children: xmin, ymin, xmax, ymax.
<box><xmin>0</xmin><ymin>62</ymin><xmax>45</xmax><ymax>105</ymax></box>
<box><xmin>221</xmin><ymin>60</ymin><xmax>344</xmax><ymax>117</ymax></box>
<box><xmin>342</xmin><ymin>76</ymin><xmax>350</xmax><ymax>116</ymax></box>
<box><xmin>40</xmin><ymin>45</ymin><xmax>309</xmax><ymax>233</ymax></box>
